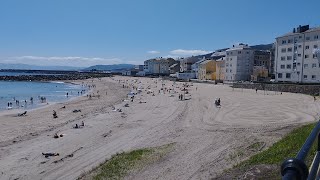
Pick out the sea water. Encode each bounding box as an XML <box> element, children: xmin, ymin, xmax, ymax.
<box><xmin>0</xmin><ymin>81</ymin><xmax>85</xmax><ymax>111</ymax></box>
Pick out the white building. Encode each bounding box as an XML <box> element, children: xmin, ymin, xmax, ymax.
<box><xmin>179</xmin><ymin>56</ymin><xmax>203</xmax><ymax>72</ymax></box>
<box><xmin>224</xmin><ymin>44</ymin><xmax>255</xmax><ymax>81</ymax></box>
<box><xmin>143</xmin><ymin>58</ymin><xmax>176</xmax><ymax>75</ymax></box>
<box><xmin>191</xmin><ymin>57</ymin><xmax>206</xmax><ymax>79</ymax></box>
<box><xmin>275</xmin><ymin>25</ymin><xmax>320</xmax><ymax>83</ymax></box>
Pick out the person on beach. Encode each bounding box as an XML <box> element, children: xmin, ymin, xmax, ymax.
<box><xmin>53</xmin><ymin>110</ymin><xmax>58</xmax><ymax>118</ymax></box>
<box><xmin>314</xmin><ymin>96</ymin><xmax>317</xmax><ymax>102</ymax></box>
<box><xmin>66</xmin><ymin>92</ymin><xmax>69</xmax><ymax>97</ymax></box>
<box><xmin>81</xmin><ymin>121</ymin><xmax>84</xmax><ymax>127</ymax></box>
<box><xmin>42</xmin><ymin>152</ymin><xmax>59</xmax><ymax>158</ymax></box>
<box><xmin>256</xmin><ymin>88</ymin><xmax>258</xmax><ymax>93</ymax></box>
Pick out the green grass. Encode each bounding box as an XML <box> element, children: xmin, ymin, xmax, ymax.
<box><xmin>241</xmin><ymin>122</ymin><xmax>317</xmax><ymax>167</ymax></box>
<box><xmin>223</xmin><ymin>122</ymin><xmax>318</xmax><ymax>179</ymax></box>
<box><xmin>80</xmin><ymin>143</ymin><xmax>174</xmax><ymax>180</ymax></box>
<box><xmin>93</xmin><ymin>149</ymin><xmax>152</xmax><ymax>180</ymax></box>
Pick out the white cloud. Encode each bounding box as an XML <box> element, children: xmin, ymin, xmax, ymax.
<box><xmin>170</xmin><ymin>49</ymin><xmax>211</xmax><ymax>56</ymax></box>
<box><xmin>147</xmin><ymin>50</ymin><xmax>160</xmax><ymax>54</ymax></box>
<box><xmin>162</xmin><ymin>55</ymin><xmax>180</xmax><ymax>59</ymax></box>
<box><xmin>3</xmin><ymin>56</ymin><xmax>132</xmax><ymax>67</ymax></box>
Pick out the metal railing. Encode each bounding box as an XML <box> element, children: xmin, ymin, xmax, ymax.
<box><xmin>281</xmin><ymin>121</ymin><xmax>320</xmax><ymax>180</ymax></box>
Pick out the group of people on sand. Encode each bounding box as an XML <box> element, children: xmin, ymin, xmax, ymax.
<box><xmin>74</xmin><ymin>121</ymin><xmax>85</xmax><ymax>129</ymax></box>
<box><xmin>179</xmin><ymin>94</ymin><xmax>184</xmax><ymax>100</ymax></box>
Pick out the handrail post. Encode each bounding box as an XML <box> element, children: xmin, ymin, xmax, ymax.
<box><xmin>281</xmin><ymin>158</ymin><xmax>308</xmax><ymax>180</ymax></box>
<box><xmin>281</xmin><ymin>121</ymin><xmax>320</xmax><ymax>180</ymax></box>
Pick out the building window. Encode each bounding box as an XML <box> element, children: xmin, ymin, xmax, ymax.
<box><xmin>288</xmin><ymin>47</ymin><xmax>292</xmax><ymax>52</ymax></box>
<box><xmin>287</xmin><ymin>56</ymin><xmax>292</xmax><ymax>60</ymax></box>
<box><xmin>304</xmin><ymin>64</ymin><xmax>308</xmax><ymax>68</ymax></box>
<box><xmin>298</xmin><ymin>45</ymin><xmax>302</xmax><ymax>48</ymax></box>
<box><xmin>281</xmin><ymin>48</ymin><xmax>286</xmax><ymax>53</ymax></box>
<box><xmin>314</xmin><ymin>45</ymin><xmax>318</xmax><ymax>49</ymax></box>
<box><xmin>304</xmin><ymin>75</ymin><xmax>308</xmax><ymax>79</ymax></box>
<box><xmin>315</xmin><ymin>35</ymin><xmax>319</xmax><ymax>40</ymax></box>
<box><xmin>288</xmin><ymin>39</ymin><xmax>292</xmax><ymax>43</ymax></box>
<box><xmin>286</xmin><ymin>73</ymin><xmax>291</xmax><ymax>79</ymax></box>
<box><xmin>298</xmin><ymin>54</ymin><xmax>301</xmax><ymax>57</ymax></box>
<box><xmin>306</xmin><ymin>46</ymin><xmax>309</xmax><ymax>49</ymax></box>
<box><xmin>281</xmin><ymin>65</ymin><xmax>285</xmax><ymax>69</ymax></box>
<box><xmin>227</xmin><ymin>52</ymin><xmax>229</xmax><ymax>55</ymax></box>
<box><xmin>282</xmin><ymin>40</ymin><xmax>286</xmax><ymax>44</ymax></box>
<box><xmin>299</xmin><ymin>36</ymin><xmax>302</xmax><ymax>39</ymax></box>
<box><xmin>281</xmin><ymin>56</ymin><xmax>285</xmax><ymax>61</ymax></box>
<box><xmin>312</xmin><ymin>63</ymin><xmax>317</xmax><ymax>68</ymax></box>
<box><xmin>278</xmin><ymin>73</ymin><xmax>283</xmax><ymax>78</ymax></box>
<box><xmin>246</xmin><ymin>51</ymin><xmax>250</xmax><ymax>54</ymax></box>
<box><xmin>230</xmin><ymin>69</ymin><xmax>232</xmax><ymax>73</ymax></box>
<box><xmin>287</xmin><ymin>64</ymin><xmax>291</xmax><ymax>69</ymax></box>
<box><xmin>230</xmin><ymin>58</ymin><xmax>232</xmax><ymax>61</ymax></box>
<box><xmin>314</xmin><ymin>54</ymin><xmax>318</xmax><ymax>58</ymax></box>
<box><xmin>297</xmin><ymin>63</ymin><xmax>301</xmax><ymax>66</ymax></box>
<box><xmin>306</xmin><ymin>37</ymin><xmax>310</xmax><ymax>40</ymax></box>
<box><xmin>226</xmin><ymin>69</ymin><xmax>228</xmax><ymax>72</ymax></box>
<box><xmin>238</xmin><ymin>51</ymin><xmax>242</xmax><ymax>54</ymax></box>
<box><xmin>312</xmin><ymin>75</ymin><xmax>316</xmax><ymax>80</ymax></box>
<box><xmin>305</xmin><ymin>54</ymin><xmax>309</xmax><ymax>59</ymax></box>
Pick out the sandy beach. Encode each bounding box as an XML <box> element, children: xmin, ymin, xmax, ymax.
<box><xmin>0</xmin><ymin>76</ymin><xmax>319</xmax><ymax>180</ymax></box>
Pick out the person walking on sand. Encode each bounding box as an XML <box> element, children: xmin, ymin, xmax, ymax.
<box><xmin>314</xmin><ymin>96</ymin><xmax>317</xmax><ymax>102</ymax></box>
<box><xmin>256</xmin><ymin>88</ymin><xmax>258</xmax><ymax>93</ymax></box>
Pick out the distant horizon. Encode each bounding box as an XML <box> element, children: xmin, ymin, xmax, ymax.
<box><xmin>0</xmin><ymin>0</ymin><xmax>319</xmax><ymax>67</ymax></box>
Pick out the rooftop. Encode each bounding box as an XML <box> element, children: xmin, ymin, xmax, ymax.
<box><xmin>277</xmin><ymin>26</ymin><xmax>320</xmax><ymax>38</ymax></box>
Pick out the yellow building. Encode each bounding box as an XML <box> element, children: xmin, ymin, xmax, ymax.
<box><xmin>215</xmin><ymin>57</ymin><xmax>225</xmax><ymax>81</ymax></box>
<box><xmin>198</xmin><ymin>60</ymin><xmax>216</xmax><ymax>80</ymax></box>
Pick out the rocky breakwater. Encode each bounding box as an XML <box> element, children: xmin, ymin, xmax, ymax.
<box><xmin>0</xmin><ymin>73</ymin><xmax>112</xmax><ymax>81</ymax></box>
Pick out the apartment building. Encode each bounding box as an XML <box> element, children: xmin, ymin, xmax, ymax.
<box><xmin>179</xmin><ymin>56</ymin><xmax>202</xmax><ymax>72</ymax></box>
<box><xmin>198</xmin><ymin>60</ymin><xmax>216</xmax><ymax>80</ymax></box>
<box><xmin>275</xmin><ymin>25</ymin><xmax>320</xmax><ymax>83</ymax></box>
<box><xmin>215</xmin><ymin>57</ymin><xmax>225</xmax><ymax>81</ymax></box>
<box><xmin>224</xmin><ymin>44</ymin><xmax>255</xmax><ymax>81</ymax></box>
<box><xmin>251</xmin><ymin>50</ymin><xmax>271</xmax><ymax>81</ymax></box>
<box><xmin>143</xmin><ymin>58</ymin><xmax>176</xmax><ymax>75</ymax></box>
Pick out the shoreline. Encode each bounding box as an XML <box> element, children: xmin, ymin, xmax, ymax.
<box><xmin>0</xmin><ymin>80</ymin><xmax>87</xmax><ymax>113</ymax></box>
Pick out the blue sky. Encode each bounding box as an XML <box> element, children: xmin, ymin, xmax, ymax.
<box><xmin>0</xmin><ymin>0</ymin><xmax>319</xmax><ymax>67</ymax></box>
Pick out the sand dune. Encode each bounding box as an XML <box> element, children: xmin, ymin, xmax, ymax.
<box><xmin>0</xmin><ymin>76</ymin><xmax>319</xmax><ymax>180</ymax></box>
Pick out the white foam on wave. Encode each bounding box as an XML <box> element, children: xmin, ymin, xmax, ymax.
<box><xmin>51</xmin><ymin>81</ymin><xmax>65</xmax><ymax>84</ymax></box>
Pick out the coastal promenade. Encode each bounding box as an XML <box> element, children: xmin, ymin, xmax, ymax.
<box><xmin>0</xmin><ymin>76</ymin><xmax>319</xmax><ymax>179</ymax></box>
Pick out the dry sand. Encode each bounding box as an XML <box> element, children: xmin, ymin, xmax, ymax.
<box><xmin>0</xmin><ymin>76</ymin><xmax>319</xmax><ymax>180</ymax></box>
